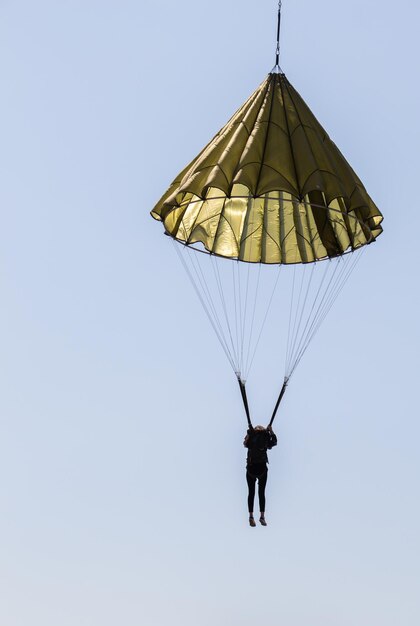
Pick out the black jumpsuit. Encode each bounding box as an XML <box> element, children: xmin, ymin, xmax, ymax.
<box><xmin>244</xmin><ymin>428</ymin><xmax>277</xmax><ymax>514</ymax></box>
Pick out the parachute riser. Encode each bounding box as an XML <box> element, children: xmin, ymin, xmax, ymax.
<box><xmin>237</xmin><ymin>376</ymin><xmax>253</xmax><ymax>429</ymax></box>
<box><xmin>268</xmin><ymin>377</ymin><xmax>289</xmax><ymax>426</ymax></box>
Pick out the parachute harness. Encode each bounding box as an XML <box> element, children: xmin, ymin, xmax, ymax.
<box><xmin>237</xmin><ymin>374</ymin><xmax>288</xmax><ymax>429</ymax></box>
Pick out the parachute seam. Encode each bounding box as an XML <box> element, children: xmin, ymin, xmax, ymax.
<box><xmin>228</xmin><ymin>78</ymin><xmax>273</xmax><ymax>195</ymax></box>
<box><xmin>254</xmin><ymin>75</ymin><xmax>277</xmax><ymax>196</ymax></box>
<box><xmin>278</xmin><ymin>74</ymin><xmax>301</xmax><ymax>200</ymax></box>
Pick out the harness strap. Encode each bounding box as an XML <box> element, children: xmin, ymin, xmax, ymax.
<box><xmin>237</xmin><ymin>376</ymin><xmax>253</xmax><ymax>429</ymax></box>
<box><xmin>268</xmin><ymin>377</ymin><xmax>289</xmax><ymax>426</ymax></box>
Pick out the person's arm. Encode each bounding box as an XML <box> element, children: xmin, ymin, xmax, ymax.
<box><xmin>243</xmin><ymin>427</ymin><xmax>254</xmax><ymax>447</ymax></box>
<box><xmin>266</xmin><ymin>426</ymin><xmax>277</xmax><ymax>449</ymax></box>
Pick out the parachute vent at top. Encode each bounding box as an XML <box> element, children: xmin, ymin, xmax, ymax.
<box><xmin>151</xmin><ymin>72</ymin><xmax>383</xmax><ymax>265</ymax></box>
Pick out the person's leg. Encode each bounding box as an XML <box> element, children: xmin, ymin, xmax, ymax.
<box><xmin>246</xmin><ymin>471</ymin><xmax>256</xmax><ymax>526</ymax></box>
<box><xmin>258</xmin><ymin>471</ymin><xmax>268</xmax><ymax>523</ymax></box>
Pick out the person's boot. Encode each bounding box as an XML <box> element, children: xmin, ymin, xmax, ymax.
<box><xmin>249</xmin><ymin>515</ymin><xmax>256</xmax><ymax>527</ymax></box>
<box><xmin>259</xmin><ymin>515</ymin><xmax>267</xmax><ymax>526</ymax></box>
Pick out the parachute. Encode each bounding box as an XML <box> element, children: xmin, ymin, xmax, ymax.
<box><xmin>151</xmin><ymin>4</ymin><xmax>383</xmax><ymax>427</ymax></box>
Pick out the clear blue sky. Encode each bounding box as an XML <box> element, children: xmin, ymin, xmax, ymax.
<box><xmin>1</xmin><ymin>1</ymin><xmax>419</xmax><ymax>624</ymax></box>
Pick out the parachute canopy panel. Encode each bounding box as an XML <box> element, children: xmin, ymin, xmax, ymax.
<box><xmin>151</xmin><ymin>73</ymin><xmax>383</xmax><ymax>264</ymax></box>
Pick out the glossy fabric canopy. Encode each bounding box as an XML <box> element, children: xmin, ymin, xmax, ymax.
<box><xmin>151</xmin><ymin>72</ymin><xmax>383</xmax><ymax>264</ymax></box>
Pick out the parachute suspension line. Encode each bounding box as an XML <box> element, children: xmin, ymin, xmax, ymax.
<box><xmin>285</xmin><ymin>263</ymin><xmax>297</xmax><ymax>373</ymax></box>
<box><xmin>174</xmin><ymin>240</ymin><xmax>365</xmax><ymax>428</ymax></box>
<box><xmin>289</xmin><ymin>267</ymin><xmax>303</xmax><ymax>358</ymax></box>
<box><xmin>179</xmin><ymin>245</ymin><xmax>235</xmax><ymax>370</ymax></box>
<box><xmin>198</xmin><ymin>249</ymin><xmax>255</xmax><ymax>373</ymax></box>
<box><xmin>265</xmin><ymin>248</ymin><xmax>367</xmax><ymax>428</ymax></box>
<box><xmin>287</xmin><ymin>263</ymin><xmax>316</xmax><ymax>377</ymax></box>
<box><xmin>270</xmin><ymin>250</ymin><xmax>364</xmax><ymax>426</ymax></box>
<box><xmin>245</xmin><ymin>264</ymin><xmax>282</xmax><ymax>379</ymax></box>
<box><xmin>241</xmin><ymin>259</ymin><xmax>252</xmax><ymax>374</ymax></box>
<box><xmin>289</xmin><ymin>265</ymin><xmax>309</xmax><ymax>370</ymax></box>
<box><xmin>210</xmin><ymin>255</ymin><xmax>239</xmax><ymax>369</ymax></box>
<box><xmin>290</xmin><ymin>249</ymin><xmax>366</xmax><ymax>377</ymax></box>
<box><xmin>286</xmin><ymin>248</ymin><xmax>366</xmax><ymax>380</ymax></box>
<box><xmin>240</xmin><ymin>260</ymin><xmax>252</xmax><ymax>374</ymax></box>
<box><xmin>286</xmin><ymin>259</ymin><xmax>342</xmax><ymax>378</ymax></box>
<box><xmin>244</xmin><ymin>263</ymin><xmax>262</xmax><ymax>376</ymax></box>
<box><xmin>275</xmin><ymin>0</ymin><xmax>282</xmax><ymax>67</ymax></box>
<box><xmin>305</xmin><ymin>254</ymin><xmax>360</xmax><ymax>343</ymax></box>
<box><xmin>241</xmin><ymin>222</ymin><xmax>256</xmax><ymax>379</ymax></box>
<box><xmin>173</xmin><ymin>242</ymin><xmax>237</xmax><ymax>372</ymax></box>
<box><xmin>285</xmin><ymin>260</ymin><xmax>335</xmax><ymax>377</ymax></box>
<box><xmin>286</xmin><ymin>258</ymin><xmax>332</xmax><ymax>376</ymax></box>
<box><xmin>190</xmin><ymin>249</ymin><xmax>232</xmax><ymax>358</ymax></box>
<box><xmin>237</xmin><ymin>261</ymin><xmax>245</xmax><ymax>374</ymax></box>
<box><xmin>232</xmin><ymin>261</ymin><xmax>241</xmax><ymax>373</ymax></box>
<box><xmin>175</xmin><ymin>239</ymin><xmax>286</xmax><ymax>383</ymax></box>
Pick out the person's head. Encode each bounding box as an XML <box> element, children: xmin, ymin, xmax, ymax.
<box><xmin>254</xmin><ymin>425</ymin><xmax>266</xmax><ymax>432</ymax></box>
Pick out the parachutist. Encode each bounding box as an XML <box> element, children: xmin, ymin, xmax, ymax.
<box><xmin>244</xmin><ymin>425</ymin><xmax>277</xmax><ymax>527</ymax></box>
<box><xmin>152</xmin><ymin>0</ymin><xmax>382</xmax><ymax>489</ymax></box>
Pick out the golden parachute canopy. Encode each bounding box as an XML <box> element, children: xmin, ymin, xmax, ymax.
<box><xmin>152</xmin><ymin>71</ymin><xmax>383</xmax><ymax>265</ymax></box>
<box><xmin>150</xmin><ymin>2</ymin><xmax>384</xmax><ymax>428</ymax></box>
